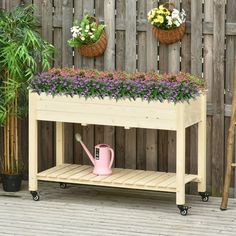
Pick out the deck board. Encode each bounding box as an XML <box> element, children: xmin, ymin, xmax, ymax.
<box><xmin>0</xmin><ymin>181</ymin><xmax>236</xmax><ymax>236</ymax></box>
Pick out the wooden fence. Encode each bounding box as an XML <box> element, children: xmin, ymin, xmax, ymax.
<box><xmin>0</xmin><ymin>0</ymin><xmax>236</xmax><ymax>197</ymax></box>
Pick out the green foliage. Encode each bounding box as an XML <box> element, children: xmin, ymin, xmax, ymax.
<box><xmin>68</xmin><ymin>14</ymin><xmax>105</xmax><ymax>47</ymax></box>
<box><xmin>0</xmin><ymin>4</ymin><xmax>55</xmax><ymax>125</ymax></box>
<box><xmin>0</xmin><ymin>4</ymin><xmax>54</xmax><ymax>175</ymax></box>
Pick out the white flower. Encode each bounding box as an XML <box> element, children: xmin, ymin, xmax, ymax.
<box><xmin>91</xmin><ymin>28</ymin><xmax>96</xmax><ymax>31</ymax></box>
<box><xmin>90</xmin><ymin>35</ymin><xmax>95</xmax><ymax>39</ymax></box>
<box><xmin>72</xmin><ymin>32</ymin><xmax>78</xmax><ymax>38</ymax></box>
<box><xmin>85</xmin><ymin>29</ymin><xmax>89</xmax><ymax>33</ymax></box>
<box><xmin>178</xmin><ymin>18</ymin><xmax>183</xmax><ymax>24</ymax></box>
<box><xmin>86</xmin><ymin>25</ymin><xmax>90</xmax><ymax>30</ymax></box>
<box><xmin>180</xmin><ymin>10</ymin><xmax>186</xmax><ymax>22</ymax></box>
<box><xmin>81</xmin><ymin>36</ymin><xmax>85</xmax><ymax>41</ymax></box>
<box><xmin>172</xmin><ymin>9</ymin><xmax>179</xmax><ymax>14</ymax></box>
<box><xmin>174</xmin><ymin>20</ymin><xmax>180</xmax><ymax>27</ymax></box>
<box><xmin>71</xmin><ymin>26</ymin><xmax>77</xmax><ymax>32</ymax></box>
<box><xmin>71</xmin><ymin>26</ymin><xmax>81</xmax><ymax>34</ymax></box>
<box><xmin>166</xmin><ymin>16</ymin><xmax>173</xmax><ymax>26</ymax></box>
<box><xmin>88</xmin><ymin>32</ymin><xmax>93</xmax><ymax>36</ymax></box>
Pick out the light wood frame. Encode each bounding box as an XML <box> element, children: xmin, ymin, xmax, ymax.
<box><xmin>29</xmin><ymin>92</ymin><xmax>206</xmax><ymax>206</ymax></box>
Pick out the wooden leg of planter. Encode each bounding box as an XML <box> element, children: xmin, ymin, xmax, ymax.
<box><xmin>176</xmin><ymin>106</ymin><xmax>186</xmax><ymax>206</ymax></box>
<box><xmin>56</xmin><ymin>122</ymin><xmax>65</xmax><ymax>165</ymax></box>
<box><xmin>29</xmin><ymin>92</ymin><xmax>38</xmax><ymax>191</ymax></box>
<box><xmin>198</xmin><ymin>94</ymin><xmax>207</xmax><ymax>193</ymax></box>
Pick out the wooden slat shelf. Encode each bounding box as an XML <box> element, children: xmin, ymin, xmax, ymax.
<box><xmin>37</xmin><ymin>164</ymin><xmax>199</xmax><ymax>192</ymax></box>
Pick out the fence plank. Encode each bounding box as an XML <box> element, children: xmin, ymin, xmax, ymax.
<box><xmin>80</xmin><ymin>0</ymin><xmax>95</xmax><ymax>165</ymax></box>
<box><xmin>225</xmin><ymin>0</ymin><xmax>236</xmax><ymax>196</ymax></box>
<box><xmin>103</xmin><ymin>0</ymin><xmax>115</xmax><ymax>157</ymax></box>
<box><xmin>181</xmin><ymin>0</ymin><xmax>191</xmax><ymax>193</ymax></box>
<box><xmin>37</xmin><ymin>0</ymin><xmax>54</xmax><ymax>171</ymax></box>
<box><xmin>74</xmin><ymin>0</ymin><xmax>83</xmax><ymax>68</ymax></box>
<box><xmin>158</xmin><ymin>0</ymin><xmax>168</xmax><ymax>173</ymax></box>
<box><xmin>6</xmin><ymin>0</ymin><xmax>20</xmax><ymax>9</ymax></box>
<box><xmin>115</xmin><ymin>0</ymin><xmax>126</xmax><ymax>168</ymax></box>
<box><xmin>94</xmin><ymin>0</ymin><xmax>104</xmax><ymax>71</ymax></box>
<box><xmin>189</xmin><ymin>0</ymin><xmax>202</xmax><ymax>195</ymax></box>
<box><xmin>73</xmin><ymin>124</ymin><xmax>83</xmax><ymax>164</ymax></box>
<box><xmin>61</xmin><ymin>0</ymin><xmax>73</xmax><ymax>164</ymax></box>
<box><xmin>211</xmin><ymin>0</ymin><xmax>225</xmax><ymax>196</ymax></box>
<box><xmin>93</xmin><ymin>0</ymin><xmax>105</xmax><ymax>155</ymax></box>
<box><xmin>225</xmin><ymin>0</ymin><xmax>236</xmax><ymax>105</ymax></box>
<box><xmin>167</xmin><ymin>0</ymin><xmax>180</xmax><ymax>173</ymax></box>
<box><xmin>0</xmin><ymin>0</ymin><xmax>5</xmax><ymax>8</ymax></box>
<box><xmin>137</xmin><ymin>0</ymin><xmax>147</xmax><ymax>170</ymax></box>
<box><xmin>146</xmin><ymin>0</ymin><xmax>158</xmax><ymax>171</ymax></box>
<box><xmin>204</xmin><ymin>0</ymin><xmax>214</xmax><ymax>194</ymax></box>
<box><xmin>73</xmin><ymin>0</ymin><xmax>84</xmax><ymax>164</ymax></box>
<box><xmin>125</xmin><ymin>0</ymin><xmax>137</xmax><ymax>169</ymax></box>
<box><xmin>62</xmin><ymin>0</ymin><xmax>73</xmax><ymax>66</ymax></box>
<box><xmin>53</xmin><ymin>0</ymin><xmax>62</xmax><ymax>68</ymax></box>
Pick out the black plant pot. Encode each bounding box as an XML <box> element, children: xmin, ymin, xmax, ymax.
<box><xmin>1</xmin><ymin>174</ymin><xmax>22</xmax><ymax>192</ymax></box>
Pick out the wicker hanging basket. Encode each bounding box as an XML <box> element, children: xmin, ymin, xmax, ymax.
<box><xmin>151</xmin><ymin>2</ymin><xmax>185</xmax><ymax>44</ymax></box>
<box><xmin>152</xmin><ymin>23</ymin><xmax>186</xmax><ymax>44</ymax></box>
<box><xmin>77</xmin><ymin>17</ymin><xmax>107</xmax><ymax>57</ymax></box>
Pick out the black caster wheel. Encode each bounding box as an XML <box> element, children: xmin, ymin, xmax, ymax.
<box><xmin>30</xmin><ymin>191</ymin><xmax>40</xmax><ymax>201</ymax></box>
<box><xmin>177</xmin><ymin>205</ymin><xmax>190</xmax><ymax>216</ymax></box>
<box><xmin>59</xmin><ymin>183</ymin><xmax>67</xmax><ymax>189</ymax></box>
<box><xmin>199</xmin><ymin>192</ymin><xmax>209</xmax><ymax>202</ymax></box>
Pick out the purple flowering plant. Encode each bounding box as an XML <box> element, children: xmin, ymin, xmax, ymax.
<box><xmin>29</xmin><ymin>68</ymin><xmax>206</xmax><ymax>103</ymax></box>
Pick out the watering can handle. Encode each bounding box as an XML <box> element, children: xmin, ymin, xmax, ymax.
<box><xmin>109</xmin><ymin>148</ymin><xmax>114</xmax><ymax>169</ymax></box>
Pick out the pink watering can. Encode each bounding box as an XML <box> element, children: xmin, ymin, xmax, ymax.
<box><xmin>75</xmin><ymin>133</ymin><xmax>114</xmax><ymax>176</ymax></box>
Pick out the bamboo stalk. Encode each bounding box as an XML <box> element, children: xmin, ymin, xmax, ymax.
<box><xmin>15</xmin><ymin>96</ymin><xmax>18</xmax><ymax>173</ymax></box>
<box><xmin>6</xmin><ymin>112</ymin><xmax>10</xmax><ymax>173</ymax></box>
<box><xmin>3</xmin><ymin>122</ymin><xmax>7</xmax><ymax>172</ymax></box>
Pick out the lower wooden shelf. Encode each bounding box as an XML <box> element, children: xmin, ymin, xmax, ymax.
<box><xmin>37</xmin><ymin>164</ymin><xmax>199</xmax><ymax>192</ymax></box>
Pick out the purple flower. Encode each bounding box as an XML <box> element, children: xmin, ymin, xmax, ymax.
<box><xmin>29</xmin><ymin>68</ymin><xmax>206</xmax><ymax>103</ymax></box>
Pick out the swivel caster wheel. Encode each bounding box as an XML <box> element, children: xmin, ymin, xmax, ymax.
<box><xmin>177</xmin><ymin>205</ymin><xmax>190</xmax><ymax>216</ymax></box>
<box><xmin>59</xmin><ymin>183</ymin><xmax>67</xmax><ymax>189</ymax></box>
<box><xmin>30</xmin><ymin>191</ymin><xmax>40</xmax><ymax>201</ymax></box>
<box><xmin>199</xmin><ymin>192</ymin><xmax>209</xmax><ymax>202</ymax></box>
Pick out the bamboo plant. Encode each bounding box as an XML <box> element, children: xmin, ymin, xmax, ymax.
<box><xmin>0</xmin><ymin>5</ymin><xmax>54</xmax><ymax>175</ymax></box>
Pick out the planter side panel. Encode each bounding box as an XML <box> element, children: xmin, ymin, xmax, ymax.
<box><xmin>184</xmin><ymin>95</ymin><xmax>203</xmax><ymax>128</ymax></box>
<box><xmin>35</xmin><ymin>95</ymin><xmax>177</xmax><ymax>130</ymax></box>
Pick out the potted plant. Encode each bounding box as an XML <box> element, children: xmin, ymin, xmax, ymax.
<box><xmin>68</xmin><ymin>14</ymin><xmax>107</xmax><ymax>57</ymax></box>
<box><xmin>0</xmin><ymin>5</ymin><xmax>54</xmax><ymax>191</ymax></box>
<box><xmin>147</xmin><ymin>3</ymin><xmax>186</xmax><ymax>44</ymax></box>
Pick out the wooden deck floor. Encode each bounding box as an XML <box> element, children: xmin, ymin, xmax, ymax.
<box><xmin>0</xmin><ymin>181</ymin><xmax>236</xmax><ymax>236</ymax></box>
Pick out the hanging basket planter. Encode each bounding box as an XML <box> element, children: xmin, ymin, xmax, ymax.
<box><xmin>147</xmin><ymin>2</ymin><xmax>186</xmax><ymax>45</ymax></box>
<box><xmin>68</xmin><ymin>15</ymin><xmax>107</xmax><ymax>58</ymax></box>
<box><xmin>77</xmin><ymin>31</ymin><xmax>107</xmax><ymax>57</ymax></box>
<box><xmin>152</xmin><ymin>23</ymin><xmax>186</xmax><ymax>44</ymax></box>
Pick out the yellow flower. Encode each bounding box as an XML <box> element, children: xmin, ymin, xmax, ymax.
<box><xmin>158</xmin><ymin>5</ymin><xmax>170</xmax><ymax>15</ymax></box>
<box><xmin>163</xmin><ymin>8</ymin><xmax>170</xmax><ymax>15</ymax></box>
<box><xmin>147</xmin><ymin>9</ymin><xmax>156</xmax><ymax>20</ymax></box>
<box><xmin>156</xmin><ymin>15</ymin><xmax>164</xmax><ymax>23</ymax></box>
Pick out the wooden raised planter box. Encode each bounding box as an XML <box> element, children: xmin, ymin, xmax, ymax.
<box><xmin>29</xmin><ymin>92</ymin><xmax>207</xmax><ymax>214</ymax></box>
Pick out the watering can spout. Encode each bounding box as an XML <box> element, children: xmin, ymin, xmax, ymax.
<box><xmin>75</xmin><ymin>133</ymin><xmax>95</xmax><ymax>165</ymax></box>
